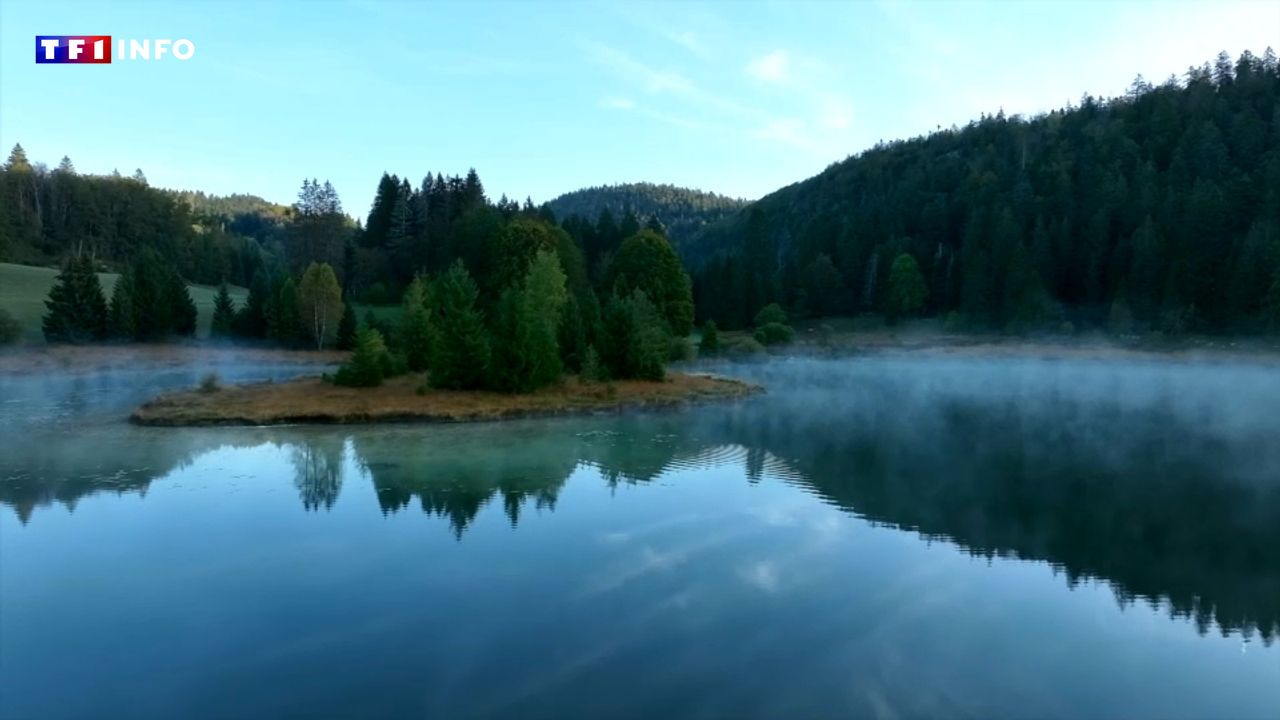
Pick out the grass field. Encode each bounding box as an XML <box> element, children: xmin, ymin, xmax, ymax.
<box><xmin>0</xmin><ymin>262</ymin><xmax>247</xmax><ymax>342</ymax></box>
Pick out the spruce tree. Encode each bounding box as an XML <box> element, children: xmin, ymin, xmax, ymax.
<box><xmin>600</xmin><ymin>289</ymin><xmax>668</xmax><ymax>381</ymax></box>
<box><xmin>210</xmin><ymin>283</ymin><xmax>237</xmax><ymax>338</ymax></box>
<box><xmin>489</xmin><ymin>250</ymin><xmax>568</xmax><ymax>392</ymax></box>
<box><xmin>108</xmin><ymin>270</ymin><xmax>136</xmax><ymax>340</ymax></box>
<box><xmin>399</xmin><ymin>276</ymin><xmax>433</xmax><ymax>371</ymax></box>
<box><xmin>42</xmin><ymin>256</ymin><xmax>106</xmax><ymax>343</ymax></box>
<box><xmin>167</xmin><ymin>272</ymin><xmax>198</xmax><ymax>337</ymax></box>
<box><xmin>235</xmin><ymin>271</ymin><xmax>271</xmax><ymax>339</ymax></box>
<box><xmin>429</xmin><ymin>260</ymin><xmax>491</xmax><ymax>390</ymax></box>
<box><xmin>336</xmin><ymin>303</ymin><xmax>358</xmax><ymax>350</ymax></box>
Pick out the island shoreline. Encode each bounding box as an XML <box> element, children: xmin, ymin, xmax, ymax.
<box><xmin>130</xmin><ymin>372</ymin><xmax>763</xmax><ymax>427</ymax></box>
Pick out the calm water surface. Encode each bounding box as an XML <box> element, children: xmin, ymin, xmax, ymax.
<box><xmin>2</xmin><ymin>356</ymin><xmax>1278</xmax><ymax>719</ymax></box>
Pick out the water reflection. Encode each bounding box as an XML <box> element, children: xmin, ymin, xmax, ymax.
<box><xmin>3</xmin><ymin>356</ymin><xmax>1279</xmax><ymax>646</ymax></box>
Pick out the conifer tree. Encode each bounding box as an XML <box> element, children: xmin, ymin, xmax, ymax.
<box><xmin>210</xmin><ymin>283</ymin><xmax>237</xmax><ymax>338</ymax></box>
<box><xmin>167</xmin><ymin>272</ymin><xmax>198</xmax><ymax>337</ymax></box>
<box><xmin>488</xmin><ymin>250</ymin><xmax>568</xmax><ymax>392</ymax></box>
<box><xmin>429</xmin><ymin>260</ymin><xmax>491</xmax><ymax>390</ymax></box>
<box><xmin>399</xmin><ymin>276</ymin><xmax>433</xmax><ymax>371</ymax></box>
<box><xmin>336</xmin><ymin>303</ymin><xmax>358</xmax><ymax>350</ymax></box>
<box><xmin>236</xmin><ymin>271</ymin><xmax>271</xmax><ymax>339</ymax></box>
<box><xmin>42</xmin><ymin>256</ymin><xmax>107</xmax><ymax>343</ymax></box>
<box><xmin>107</xmin><ymin>270</ymin><xmax>136</xmax><ymax>340</ymax></box>
<box><xmin>599</xmin><ymin>289</ymin><xmax>668</xmax><ymax>381</ymax></box>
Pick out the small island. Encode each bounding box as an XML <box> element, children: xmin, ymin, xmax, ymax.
<box><xmin>131</xmin><ymin>372</ymin><xmax>760</xmax><ymax>426</ymax></box>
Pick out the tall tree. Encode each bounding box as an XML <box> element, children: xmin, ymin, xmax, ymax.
<box><xmin>399</xmin><ymin>276</ymin><xmax>433</xmax><ymax>371</ymax></box>
<box><xmin>429</xmin><ymin>260</ymin><xmax>490</xmax><ymax>390</ymax></box>
<box><xmin>42</xmin><ymin>256</ymin><xmax>106</xmax><ymax>343</ymax></box>
<box><xmin>606</xmin><ymin>229</ymin><xmax>695</xmax><ymax>336</ymax></box>
<box><xmin>885</xmin><ymin>253</ymin><xmax>928</xmax><ymax>321</ymax></box>
<box><xmin>210</xmin><ymin>283</ymin><xmax>237</xmax><ymax>338</ymax></box>
<box><xmin>296</xmin><ymin>262</ymin><xmax>344</xmax><ymax>350</ymax></box>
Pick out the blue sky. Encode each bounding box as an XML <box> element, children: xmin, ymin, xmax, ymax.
<box><xmin>2</xmin><ymin>0</ymin><xmax>1277</xmax><ymax>217</ymax></box>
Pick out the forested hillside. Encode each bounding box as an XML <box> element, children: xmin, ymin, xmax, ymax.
<box><xmin>691</xmin><ymin>50</ymin><xmax>1280</xmax><ymax>334</ymax></box>
<box><xmin>0</xmin><ymin>148</ymin><xmax>289</xmax><ymax>288</ymax></box>
<box><xmin>545</xmin><ymin>183</ymin><xmax>746</xmax><ymax>245</ymax></box>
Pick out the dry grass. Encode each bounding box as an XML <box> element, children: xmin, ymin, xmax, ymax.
<box><xmin>131</xmin><ymin>372</ymin><xmax>762</xmax><ymax>426</ymax></box>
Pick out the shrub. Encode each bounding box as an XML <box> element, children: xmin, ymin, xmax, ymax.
<box><xmin>0</xmin><ymin>309</ymin><xmax>21</xmax><ymax>345</ymax></box>
<box><xmin>198</xmin><ymin>372</ymin><xmax>220</xmax><ymax>393</ymax></box>
<box><xmin>668</xmin><ymin>334</ymin><xmax>691</xmax><ymax>361</ymax></box>
<box><xmin>362</xmin><ymin>282</ymin><xmax>391</xmax><ymax>305</ymax></box>
<box><xmin>697</xmin><ymin>320</ymin><xmax>720</xmax><ymax>357</ymax></box>
<box><xmin>753</xmin><ymin>303</ymin><xmax>787</xmax><ymax>327</ymax></box>
<box><xmin>754</xmin><ymin>322</ymin><xmax>794</xmax><ymax>346</ymax></box>
<box><xmin>334</xmin><ymin>328</ymin><xmax>390</xmax><ymax>387</ymax></box>
<box><xmin>726</xmin><ymin>336</ymin><xmax>766</xmax><ymax>357</ymax></box>
<box><xmin>581</xmin><ymin>345</ymin><xmax>605</xmax><ymax>383</ymax></box>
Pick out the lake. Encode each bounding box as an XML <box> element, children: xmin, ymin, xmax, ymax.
<box><xmin>2</xmin><ymin>355</ymin><xmax>1278</xmax><ymax>719</ymax></box>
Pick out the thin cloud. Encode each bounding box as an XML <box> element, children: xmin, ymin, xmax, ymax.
<box><xmin>746</xmin><ymin>50</ymin><xmax>790</xmax><ymax>83</ymax></box>
<box><xmin>601</xmin><ymin>96</ymin><xmax>637</xmax><ymax>110</ymax></box>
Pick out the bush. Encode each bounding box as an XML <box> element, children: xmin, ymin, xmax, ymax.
<box><xmin>581</xmin><ymin>344</ymin><xmax>605</xmax><ymax>383</ymax></box>
<box><xmin>753</xmin><ymin>322</ymin><xmax>794</xmax><ymax>346</ymax></box>
<box><xmin>753</xmin><ymin>303</ymin><xmax>787</xmax><ymax>327</ymax></box>
<box><xmin>698</xmin><ymin>320</ymin><xmax>720</xmax><ymax>357</ymax></box>
<box><xmin>0</xmin><ymin>309</ymin><xmax>21</xmax><ymax>345</ymax></box>
<box><xmin>816</xmin><ymin>324</ymin><xmax>834</xmax><ymax>348</ymax></box>
<box><xmin>667</xmin><ymin>334</ymin><xmax>691</xmax><ymax>361</ymax></box>
<box><xmin>334</xmin><ymin>328</ymin><xmax>390</xmax><ymax>387</ymax></box>
<box><xmin>361</xmin><ymin>282</ymin><xmax>392</xmax><ymax>305</ymax></box>
<box><xmin>198</xmin><ymin>372</ymin><xmax>220</xmax><ymax>393</ymax></box>
<box><xmin>726</xmin><ymin>336</ymin><xmax>766</xmax><ymax>357</ymax></box>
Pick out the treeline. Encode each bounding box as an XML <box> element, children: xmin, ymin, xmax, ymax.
<box><xmin>691</xmin><ymin>50</ymin><xmax>1280</xmax><ymax>334</ymax></box>
<box><xmin>334</xmin><ymin>199</ymin><xmax>694</xmax><ymax>391</ymax></box>
<box><xmin>35</xmin><ymin>163</ymin><xmax>697</xmax><ymax>393</ymax></box>
<box><xmin>0</xmin><ymin>147</ymin><xmax>287</xmax><ymax>288</ymax></box>
<box><xmin>544</xmin><ymin>182</ymin><xmax>746</xmax><ymax>246</ymax></box>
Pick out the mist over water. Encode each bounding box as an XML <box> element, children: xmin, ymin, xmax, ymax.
<box><xmin>2</xmin><ymin>354</ymin><xmax>1279</xmax><ymax>719</ymax></box>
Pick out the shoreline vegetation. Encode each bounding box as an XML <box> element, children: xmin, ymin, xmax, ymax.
<box><xmin>130</xmin><ymin>372</ymin><xmax>762</xmax><ymax>427</ymax></box>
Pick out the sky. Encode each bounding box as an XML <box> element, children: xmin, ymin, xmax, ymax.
<box><xmin>1</xmin><ymin>0</ymin><xmax>1277</xmax><ymax>218</ymax></box>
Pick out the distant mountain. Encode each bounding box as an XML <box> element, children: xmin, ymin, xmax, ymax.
<box><xmin>545</xmin><ymin>182</ymin><xmax>747</xmax><ymax>245</ymax></box>
<box><xmin>687</xmin><ymin>50</ymin><xmax>1280</xmax><ymax>333</ymax></box>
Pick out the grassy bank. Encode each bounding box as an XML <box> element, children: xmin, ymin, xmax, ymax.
<box><xmin>131</xmin><ymin>372</ymin><xmax>761</xmax><ymax>426</ymax></box>
<box><xmin>0</xmin><ymin>262</ymin><xmax>247</xmax><ymax>342</ymax></box>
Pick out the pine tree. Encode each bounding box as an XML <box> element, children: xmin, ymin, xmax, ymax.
<box><xmin>698</xmin><ymin>320</ymin><xmax>720</xmax><ymax>356</ymax></box>
<box><xmin>42</xmin><ymin>256</ymin><xmax>107</xmax><ymax>343</ymax></box>
<box><xmin>429</xmin><ymin>260</ymin><xmax>491</xmax><ymax>390</ymax></box>
<box><xmin>599</xmin><ymin>289</ymin><xmax>668</xmax><ymax>381</ymax></box>
<box><xmin>336</xmin><ymin>303</ymin><xmax>358</xmax><ymax>350</ymax></box>
<box><xmin>167</xmin><ymin>272</ymin><xmax>198</xmax><ymax>337</ymax></box>
<box><xmin>399</xmin><ymin>276</ymin><xmax>433</xmax><ymax>371</ymax></box>
<box><xmin>268</xmin><ymin>275</ymin><xmax>302</xmax><ymax>346</ymax></box>
<box><xmin>334</xmin><ymin>328</ymin><xmax>390</xmax><ymax>387</ymax></box>
<box><xmin>488</xmin><ymin>250</ymin><xmax>568</xmax><ymax>392</ymax></box>
<box><xmin>210</xmin><ymin>283</ymin><xmax>237</xmax><ymax>338</ymax></box>
<box><xmin>235</xmin><ymin>271</ymin><xmax>271</xmax><ymax>339</ymax></box>
<box><xmin>107</xmin><ymin>270</ymin><xmax>136</xmax><ymax>340</ymax></box>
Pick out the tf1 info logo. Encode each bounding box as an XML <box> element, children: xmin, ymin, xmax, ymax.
<box><xmin>35</xmin><ymin>36</ymin><xmax>195</xmax><ymax>64</ymax></box>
